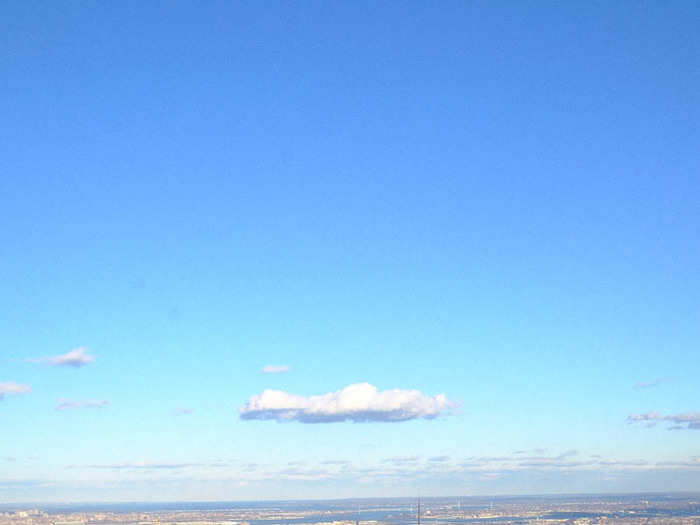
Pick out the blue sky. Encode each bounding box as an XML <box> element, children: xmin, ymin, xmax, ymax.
<box><xmin>1</xmin><ymin>1</ymin><xmax>699</xmax><ymax>502</ymax></box>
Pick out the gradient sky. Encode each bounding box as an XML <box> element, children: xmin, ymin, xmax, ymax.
<box><xmin>1</xmin><ymin>1</ymin><xmax>699</xmax><ymax>503</ymax></box>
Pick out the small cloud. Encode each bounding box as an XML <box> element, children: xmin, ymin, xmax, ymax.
<box><xmin>428</xmin><ymin>455</ymin><xmax>450</xmax><ymax>462</ymax></box>
<box><xmin>262</xmin><ymin>365</ymin><xmax>290</xmax><ymax>374</ymax></box>
<box><xmin>50</xmin><ymin>347</ymin><xmax>95</xmax><ymax>367</ymax></box>
<box><xmin>556</xmin><ymin>449</ymin><xmax>578</xmax><ymax>460</ymax></box>
<box><xmin>633</xmin><ymin>378</ymin><xmax>668</xmax><ymax>390</ymax></box>
<box><xmin>383</xmin><ymin>455</ymin><xmax>421</xmax><ymax>464</ymax></box>
<box><xmin>55</xmin><ymin>399</ymin><xmax>110</xmax><ymax>411</ymax></box>
<box><xmin>27</xmin><ymin>347</ymin><xmax>96</xmax><ymax>367</ymax></box>
<box><xmin>175</xmin><ymin>407</ymin><xmax>194</xmax><ymax>415</ymax></box>
<box><xmin>628</xmin><ymin>410</ymin><xmax>700</xmax><ymax>430</ymax></box>
<box><xmin>673</xmin><ymin>412</ymin><xmax>700</xmax><ymax>424</ymax></box>
<box><xmin>239</xmin><ymin>383</ymin><xmax>454</xmax><ymax>423</ymax></box>
<box><xmin>0</xmin><ymin>382</ymin><xmax>31</xmax><ymax>400</ymax></box>
<box><xmin>627</xmin><ymin>411</ymin><xmax>663</xmax><ymax>423</ymax></box>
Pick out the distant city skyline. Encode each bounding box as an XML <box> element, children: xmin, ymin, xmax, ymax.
<box><xmin>1</xmin><ymin>1</ymin><xmax>699</xmax><ymax>502</ymax></box>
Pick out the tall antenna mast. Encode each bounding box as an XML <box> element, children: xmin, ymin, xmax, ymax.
<box><xmin>417</xmin><ymin>496</ymin><xmax>421</xmax><ymax>525</ymax></box>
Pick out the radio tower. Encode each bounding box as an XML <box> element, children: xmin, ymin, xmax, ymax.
<box><xmin>417</xmin><ymin>497</ymin><xmax>421</xmax><ymax>525</ymax></box>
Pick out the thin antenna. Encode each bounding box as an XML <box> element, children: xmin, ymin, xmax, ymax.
<box><xmin>417</xmin><ymin>496</ymin><xmax>421</xmax><ymax>525</ymax></box>
<box><xmin>356</xmin><ymin>504</ymin><xmax>360</xmax><ymax>525</ymax></box>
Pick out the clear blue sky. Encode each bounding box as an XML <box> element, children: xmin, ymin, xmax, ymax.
<box><xmin>1</xmin><ymin>1</ymin><xmax>699</xmax><ymax>502</ymax></box>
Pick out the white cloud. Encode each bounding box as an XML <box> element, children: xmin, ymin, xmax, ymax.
<box><xmin>175</xmin><ymin>407</ymin><xmax>194</xmax><ymax>415</ymax></box>
<box><xmin>628</xmin><ymin>410</ymin><xmax>700</xmax><ymax>430</ymax></box>
<box><xmin>0</xmin><ymin>382</ymin><xmax>31</xmax><ymax>400</ymax></box>
<box><xmin>239</xmin><ymin>383</ymin><xmax>454</xmax><ymax>423</ymax></box>
<box><xmin>262</xmin><ymin>365</ymin><xmax>290</xmax><ymax>374</ymax></box>
<box><xmin>55</xmin><ymin>399</ymin><xmax>110</xmax><ymax>411</ymax></box>
<box><xmin>27</xmin><ymin>346</ymin><xmax>96</xmax><ymax>367</ymax></box>
<box><xmin>50</xmin><ymin>347</ymin><xmax>95</xmax><ymax>367</ymax></box>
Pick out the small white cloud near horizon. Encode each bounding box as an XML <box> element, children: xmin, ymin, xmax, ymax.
<box><xmin>262</xmin><ymin>365</ymin><xmax>290</xmax><ymax>374</ymax></box>
<box><xmin>26</xmin><ymin>347</ymin><xmax>96</xmax><ymax>367</ymax></box>
<box><xmin>55</xmin><ymin>399</ymin><xmax>110</xmax><ymax>411</ymax></box>
<box><xmin>0</xmin><ymin>382</ymin><xmax>32</xmax><ymax>400</ymax></box>
<box><xmin>239</xmin><ymin>382</ymin><xmax>454</xmax><ymax>423</ymax></box>
<box><xmin>71</xmin><ymin>461</ymin><xmax>198</xmax><ymax>470</ymax></box>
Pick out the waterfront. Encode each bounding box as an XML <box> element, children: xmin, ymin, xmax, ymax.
<box><xmin>2</xmin><ymin>494</ymin><xmax>700</xmax><ymax>525</ymax></box>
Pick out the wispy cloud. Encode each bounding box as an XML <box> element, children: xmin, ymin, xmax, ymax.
<box><xmin>633</xmin><ymin>378</ymin><xmax>669</xmax><ymax>390</ymax></box>
<box><xmin>0</xmin><ymin>382</ymin><xmax>31</xmax><ymax>400</ymax></box>
<box><xmin>175</xmin><ymin>407</ymin><xmax>194</xmax><ymax>415</ymax></box>
<box><xmin>72</xmin><ymin>461</ymin><xmax>199</xmax><ymax>470</ymax></box>
<box><xmin>55</xmin><ymin>399</ymin><xmax>110</xmax><ymax>411</ymax></box>
<box><xmin>383</xmin><ymin>455</ymin><xmax>421</xmax><ymax>464</ymax></box>
<box><xmin>628</xmin><ymin>411</ymin><xmax>700</xmax><ymax>430</ymax></box>
<box><xmin>512</xmin><ymin>448</ymin><xmax>548</xmax><ymax>455</ymax></box>
<box><xmin>239</xmin><ymin>383</ymin><xmax>454</xmax><ymax>423</ymax></box>
<box><xmin>27</xmin><ymin>347</ymin><xmax>96</xmax><ymax>367</ymax></box>
<box><xmin>628</xmin><ymin>411</ymin><xmax>663</xmax><ymax>422</ymax></box>
<box><xmin>0</xmin><ymin>479</ymin><xmax>52</xmax><ymax>491</ymax></box>
<box><xmin>261</xmin><ymin>452</ymin><xmax>700</xmax><ymax>484</ymax></box>
<box><xmin>57</xmin><ymin>451</ymin><xmax>700</xmax><ymax>493</ymax></box>
<box><xmin>262</xmin><ymin>365</ymin><xmax>290</xmax><ymax>374</ymax></box>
